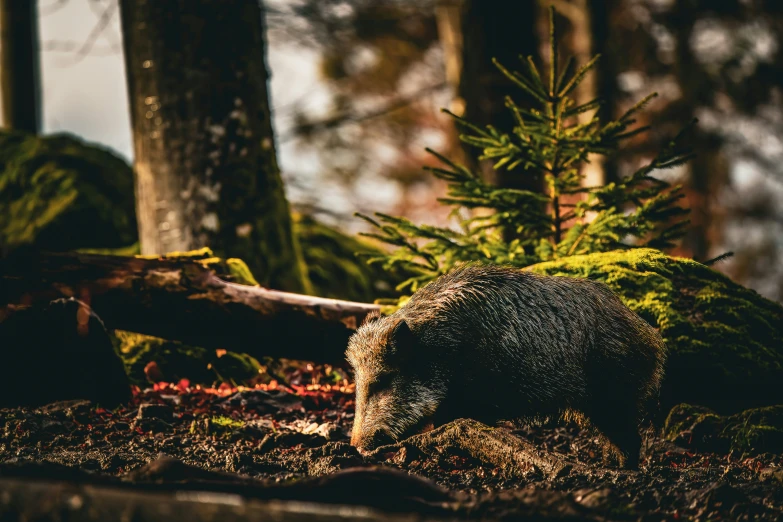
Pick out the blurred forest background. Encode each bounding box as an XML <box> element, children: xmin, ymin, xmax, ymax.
<box><xmin>2</xmin><ymin>0</ymin><xmax>783</xmax><ymax>302</ymax></box>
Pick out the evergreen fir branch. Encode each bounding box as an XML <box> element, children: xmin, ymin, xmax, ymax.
<box><xmin>554</xmin><ymin>56</ymin><xmax>576</xmax><ymax>95</ymax></box>
<box><xmin>558</xmin><ymin>54</ymin><xmax>601</xmax><ymax>98</ymax></box>
<box><xmin>506</xmin><ymin>97</ymin><xmax>552</xmax><ymax>123</ymax></box>
<box><xmin>355</xmin><ymin>6</ymin><xmax>695</xmax><ymax>305</ymax></box>
<box><xmin>614</xmin><ymin>125</ymin><xmax>652</xmax><ymax>142</ymax></box>
<box><xmin>493</xmin><ymin>58</ymin><xmax>550</xmax><ymax>103</ymax></box>
<box><xmin>564</xmin><ymin>98</ymin><xmax>602</xmax><ymax>119</ymax></box>
<box><xmin>548</xmin><ymin>5</ymin><xmax>558</xmax><ymax>96</ymax></box>
<box><xmin>617</xmin><ymin>92</ymin><xmax>658</xmax><ymax>124</ymax></box>
<box><xmin>441</xmin><ymin>109</ymin><xmax>494</xmax><ymax>138</ymax></box>
<box><xmin>424</xmin><ymin>146</ymin><xmax>472</xmax><ymax>173</ymax></box>
<box><xmin>522</xmin><ymin>55</ymin><xmax>544</xmax><ymax>90</ymax></box>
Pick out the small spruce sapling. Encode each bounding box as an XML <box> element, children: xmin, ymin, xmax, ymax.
<box><xmin>356</xmin><ymin>6</ymin><xmax>694</xmax><ymax>300</ymax></box>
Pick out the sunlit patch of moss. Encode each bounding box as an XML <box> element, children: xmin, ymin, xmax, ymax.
<box><xmin>210</xmin><ymin>415</ymin><xmax>246</xmax><ymax>429</ymax></box>
<box><xmin>190</xmin><ymin>415</ymin><xmax>247</xmax><ymax>437</ymax></box>
<box><xmin>132</xmin><ymin>248</ymin><xmax>261</xmax><ymax>287</ymax></box>
<box><xmin>225</xmin><ymin>258</ymin><xmax>260</xmax><ymax>286</ymax></box>
<box><xmin>528</xmin><ymin>248</ymin><xmax>783</xmax><ymax>413</ymax></box>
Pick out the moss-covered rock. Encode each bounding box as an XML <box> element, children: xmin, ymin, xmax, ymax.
<box><xmin>528</xmin><ymin>248</ymin><xmax>783</xmax><ymax>413</ymax></box>
<box><xmin>664</xmin><ymin>403</ymin><xmax>783</xmax><ymax>457</ymax></box>
<box><xmin>293</xmin><ymin>213</ymin><xmax>409</xmax><ymax>302</ymax></box>
<box><xmin>115</xmin><ymin>330</ymin><xmax>262</xmax><ymax>386</ymax></box>
<box><xmin>0</xmin><ymin>131</ymin><xmax>137</xmax><ymax>254</ymax></box>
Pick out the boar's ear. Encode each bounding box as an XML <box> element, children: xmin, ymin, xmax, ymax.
<box><xmin>361</xmin><ymin>310</ymin><xmax>382</xmax><ymax>327</ymax></box>
<box><xmin>389</xmin><ymin>319</ymin><xmax>416</xmax><ymax>364</ymax></box>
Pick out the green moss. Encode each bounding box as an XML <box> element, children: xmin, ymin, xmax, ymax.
<box><xmin>664</xmin><ymin>403</ymin><xmax>783</xmax><ymax>457</ymax></box>
<box><xmin>0</xmin><ymin>130</ymin><xmax>137</xmax><ymax>253</ymax></box>
<box><xmin>225</xmin><ymin>258</ymin><xmax>260</xmax><ymax>286</ymax></box>
<box><xmin>210</xmin><ymin>415</ymin><xmax>246</xmax><ymax>429</ymax></box>
<box><xmin>212</xmin><ymin>351</ymin><xmax>262</xmax><ymax>384</ymax></box>
<box><xmin>528</xmin><ymin>248</ymin><xmax>783</xmax><ymax>413</ymax></box>
<box><xmin>135</xmin><ymin>248</ymin><xmax>261</xmax><ymax>287</ymax></box>
<box><xmin>190</xmin><ymin>415</ymin><xmax>247</xmax><ymax>437</ymax></box>
<box><xmin>114</xmin><ymin>330</ymin><xmax>261</xmax><ymax>386</ymax></box>
<box><xmin>293</xmin><ymin>213</ymin><xmax>409</xmax><ymax>302</ymax></box>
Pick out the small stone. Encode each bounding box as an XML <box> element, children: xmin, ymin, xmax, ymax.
<box><xmin>137</xmin><ymin>404</ymin><xmax>173</xmax><ymax>422</ymax></box>
<box><xmin>391</xmin><ymin>446</ymin><xmax>408</xmax><ymax>465</ymax></box>
<box><xmin>132</xmin><ymin>418</ymin><xmax>172</xmax><ymax>434</ymax></box>
<box><xmin>575</xmin><ymin>488</ymin><xmax>614</xmax><ymax>509</ymax></box>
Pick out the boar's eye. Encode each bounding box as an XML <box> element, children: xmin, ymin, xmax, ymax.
<box><xmin>367</xmin><ymin>373</ymin><xmax>394</xmax><ymax>396</ymax></box>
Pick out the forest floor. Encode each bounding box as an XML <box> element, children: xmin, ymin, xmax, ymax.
<box><xmin>1</xmin><ymin>362</ymin><xmax>782</xmax><ymax>521</ymax></box>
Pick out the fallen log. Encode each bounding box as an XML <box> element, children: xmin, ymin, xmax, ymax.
<box><xmin>0</xmin><ymin>464</ymin><xmax>453</xmax><ymax>522</ymax></box>
<box><xmin>0</xmin><ymin>250</ymin><xmax>380</xmax><ymax>364</ymax></box>
<box><xmin>0</xmin><ymin>456</ymin><xmax>607</xmax><ymax>521</ymax></box>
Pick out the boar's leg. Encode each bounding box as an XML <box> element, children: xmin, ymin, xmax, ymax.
<box><xmin>587</xmin><ymin>403</ymin><xmax>642</xmax><ymax>470</ymax></box>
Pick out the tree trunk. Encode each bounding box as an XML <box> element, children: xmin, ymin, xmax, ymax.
<box><xmin>456</xmin><ymin>0</ymin><xmax>542</xmax><ymax>195</ymax></box>
<box><xmin>670</xmin><ymin>1</ymin><xmax>724</xmax><ymax>262</ymax></box>
<box><xmin>549</xmin><ymin>0</ymin><xmax>617</xmax><ymax>217</ymax></box>
<box><xmin>0</xmin><ymin>0</ymin><xmax>41</xmax><ymax>134</ymax></box>
<box><xmin>0</xmin><ymin>251</ymin><xmax>378</xmax><ymax>365</ymax></box>
<box><xmin>560</xmin><ymin>0</ymin><xmax>604</xmax><ymax>189</ymax></box>
<box><xmin>585</xmin><ymin>0</ymin><xmax>619</xmax><ymax>184</ymax></box>
<box><xmin>119</xmin><ymin>0</ymin><xmax>311</xmax><ymax>293</ymax></box>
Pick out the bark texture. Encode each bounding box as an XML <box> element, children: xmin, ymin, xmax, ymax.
<box><xmin>0</xmin><ymin>0</ymin><xmax>41</xmax><ymax>133</ymax></box>
<box><xmin>119</xmin><ymin>0</ymin><xmax>310</xmax><ymax>292</ymax></box>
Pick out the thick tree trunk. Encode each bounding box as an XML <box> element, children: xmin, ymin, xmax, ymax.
<box><xmin>0</xmin><ymin>251</ymin><xmax>378</xmax><ymax>365</ymax></box>
<box><xmin>445</xmin><ymin>0</ymin><xmax>543</xmax><ymax>247</ymax></box>
<box><xmin>0</xmin><ymin>0</ymin><xmax>41</xmax><ymax>133</ymax></box>
<box><xmin>119</xmin><ymin>0</ymin><xmax>311</xmax><ymax>293</ymax></box>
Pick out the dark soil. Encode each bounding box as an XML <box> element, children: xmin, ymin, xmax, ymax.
<box><xmin>1</xmin><ymin>371</ymin><xmax>782</xmax><ymax>520</ymax></box>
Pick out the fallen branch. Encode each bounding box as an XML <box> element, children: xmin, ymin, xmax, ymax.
<box><xmin>0</xmin><ymin>251</ymin><xmax>380</xmax><ymax>364</ymax></box>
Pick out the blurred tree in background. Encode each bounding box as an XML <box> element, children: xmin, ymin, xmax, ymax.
<box><xmin>0</xmin><ymin>0</ymin><xmax>42</xmax><ymax>134</ymax></box>
<box><xmin>266</xmin><ymin>0</ymin><xmax>459</xmax><ymax>228</ymax></box>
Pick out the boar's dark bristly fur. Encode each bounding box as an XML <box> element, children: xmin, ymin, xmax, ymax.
<box><xmin>346</xmin><ymin>264</ymin><xmax>666</xmax><ymax>468</ymax></box>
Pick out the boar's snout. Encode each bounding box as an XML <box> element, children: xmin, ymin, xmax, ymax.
<box><xmin>350</xmin><ymin>428</ymin><xmax>394</xmax><ymax>451</ymax></box>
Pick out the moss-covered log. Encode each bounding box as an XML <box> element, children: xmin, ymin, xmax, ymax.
<box><xmin>0</xmin><ymin>251</ymin><xmax>379</xmax><ymax>365</ymax></box>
